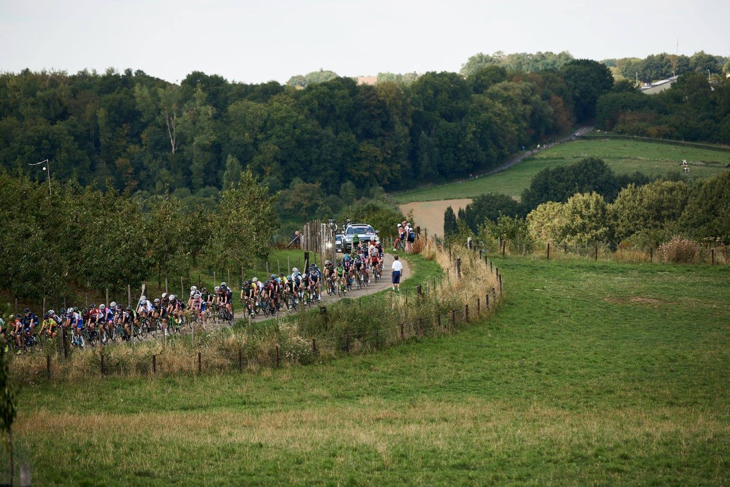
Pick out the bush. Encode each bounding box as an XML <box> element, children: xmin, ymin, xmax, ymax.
<box><xmin>659</xmin><ymin>236</ymin><xmax>700</xmax><ymax>263</ymax></box>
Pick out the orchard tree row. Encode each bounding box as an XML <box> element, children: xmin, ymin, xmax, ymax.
<box><xmin>0</xmin><ymin>169</ymin><xmax>277</xmax><ymax>302</ymax></box>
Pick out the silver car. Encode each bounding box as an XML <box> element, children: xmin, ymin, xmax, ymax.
<box><xmin>342</xmin><ymin>224</ymin><xmax>380</xmax><ymax>251</ymax></box>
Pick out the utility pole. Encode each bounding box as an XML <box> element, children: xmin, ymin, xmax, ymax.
<box><xmin>28</xmin><ymin>159</ymin><xmax>51</xmax><ymax>195</ymax></box>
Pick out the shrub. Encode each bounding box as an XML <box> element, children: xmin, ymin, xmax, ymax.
<box><xmin>659</xmin><ymin>236</ymin><xmax>699</xmax><ymax>263</ymax></box>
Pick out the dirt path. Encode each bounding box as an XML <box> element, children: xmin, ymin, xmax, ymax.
<box><xmin>399</xmin><ymin>199</ymin><xmax>472</xmax><ymax>238</ymax></box>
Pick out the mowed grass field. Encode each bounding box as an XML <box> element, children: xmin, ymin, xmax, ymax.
<box><xmin>14</xmin><ymin>256</ymin><xmax>730</xmax><ymax>485</ymax></box>
<box><xmin>393</xmin><ymin>138</ymin><xmax>730</xmax><ymax>203</ymax></box>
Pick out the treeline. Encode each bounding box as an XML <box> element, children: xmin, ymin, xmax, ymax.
<box><xmin>595</xmin><ymin>73</ymin><xmax>730</xmax><ymax>143</ymax></box>
<box><xmin>0</xmin><ymin>169</ymin><xmax>277</xmax><ymax>302</ymax></box>
<box><xmin>445</xmin><ymin>158</ymin><xmax>730</xmax><ymax>247</ymax></box>
<box><xmin>603</xmin><ymin>51</ymin><xmax>729</xmax><ymax>83</ymax></box>
<box><xmin>0</xmin><ymin>60</ymin><xmax>613</xmax><ymax>205</ymax></box>
<box><xmin>460</xmin><ymin>51</ymin><xmax>575</xmax><ymax>77</ymax></box>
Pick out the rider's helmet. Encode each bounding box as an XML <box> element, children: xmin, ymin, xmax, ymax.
<box><xmin>190</xmin><ymin>286</ymin><xmax>197</xmax><ymax>293</ymax></box>
<box><xmin>99</xmin><ymin>304</ymin><xmax>106</xmax><ymax>310</ymax></box>
<box><xmin>220</xmin><ymin>282</ymin><xmax>226</xmax><ymax>288</ymax></box>
<box><xmin>161</xmin><ymin>293</ymin><xmax>168</xmax><ymax>299</ymax></box>
<box><xmin>48</xmin><ymin>310</ymin><xmax>55</xmax><ymax>316</ymax></box>
<box><xmin>214</xmin><ymin>286</ymin><xmax>220</xmax><ymax>292</ymax></box>
<box><xmin>292</xmin><ymin>267</ymin><xmax>299</xmax><ymax>274</ymax></box>
<box><xmin>154</xmin><ymin>298</ymin><xmax>160</xmax><ymax>304</ymax></box>
<box><xmin>193</xmin><ymin>292</ymin><xmax>200</xmax><ymax>299</ymax></box>
<box><xmin>325</xmin><ymin>260</ymin><xmax>331</xmax><ymax>266</ymax></box>
<box><xmin>252</xmin><ymin>277</ymin><xmax>258</xmax><ymax>283</ymax></box>
<box><xmin>90</xmin><ymin>304</ymin><xmax>96</xmax><ymax>309</ymax></box>
<box><xmin>43</xmin><ymin>312</ymin><xmax>50</xmax><ymax>319</ymax></box>
<box><xmin>140</xmin><ymin>295</ymin><xmax>146</xmax><ymax>302</ymax></box>
<box><xmin>110</xmin><ymin>301</ymin><xmax>117</xmax><ymax>308</ymax></box>
<box><xmin>275</xmin><ymin>277</ymin><xmax>281</xmax><ymax>283</ymax></box>
<box><xmin>60</xmin><ymin>308</ymin><xmax>66</xmax><ymax>315</ymax></box>
<box><xmin>270</xmin><ymin>274</ymin><xmax>276</xmax><ymax>280</ymax></box>
<box><xmin>23</xmin><ymin>308</ymin><xmax>29</xmax><ymax>314</ymax></box>
<box><xmin>190</xmin><ymin>290</ymin><xmax>196</xmax><ymax>297</ymax></box>
<box><xmin>126</xmin><ymin>307</ymin><xmax>132</xmax><ymax>313</ymax></box>
<box><xmin>287</xmin><ymin>275</ymin><xmax>293</xmax><ymax>281</ymax></box>
<box><xmin>170</xmin><ymin>295</ymin><xmax>176</xmax><ymax>301</ymax></box>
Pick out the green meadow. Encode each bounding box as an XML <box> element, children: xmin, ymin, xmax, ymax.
<box><xmin>393</xmin><ymin>138</ymin><xmax>730</xmax><ymax>203</ymax></box>
<box><xmin>12</xmin><ymin>255</ymin><xmax>730</xmax><ymax>485</ymax></box>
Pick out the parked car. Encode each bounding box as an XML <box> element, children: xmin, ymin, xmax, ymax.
<box><xmin>342</xmin><ymin>223</ymin><xmax>379</xmax><ymax>252</ymax></box>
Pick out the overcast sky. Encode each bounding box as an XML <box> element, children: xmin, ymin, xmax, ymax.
<box><xmin>1</xmin><ymin>0</ymin><xmax>728</xmax><ymax>84</ymax></box>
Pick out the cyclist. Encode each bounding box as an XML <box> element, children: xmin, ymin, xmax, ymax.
<box><xmin>11</xmin><ymin>314</ymin><xmax>23</xmax><ymax>351</ymax></box>
<box><xmin>220</xmin><ymin>282</ymin><xmax>233</xmax><ymax>316</ymax></box>
<box><xmin>335</xmin><ymin>260</ymin><xmax>346</xmax><ymax>293</ymax></box>
<box><xmin>353</xmin><ymin>252</ymin><xmax>364</xmax><ymax>284</ymax></box>
<box><xmin>68</xmin><ymin>307</ymin><xmax>85</xmax><ymax>347</ymax></box>
<box><xmin>309</xmin><ymin>265</ymin><xmax>321</xmax><ymax>300</ymax></box>
<box><xmin>368</xmin><ymin>241</ymin><xmax>381</xmax><ymax>278</ymax></box>
<box><xmin>39</xmin><ymin>312</ymin><xmax>55</xmax><ymax>340</ymax></box>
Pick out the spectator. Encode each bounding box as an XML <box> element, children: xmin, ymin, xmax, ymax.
<box><xmin>391</xmin><ymin>255</ymin><xmax>403</xmax><ymax>291</ymax></box>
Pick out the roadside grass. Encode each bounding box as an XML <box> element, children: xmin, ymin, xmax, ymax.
<box><xmin>392</xmin><ymin>138</ymin><xmax>730</xmax><ymax>203</ymax></box>
<box><xmin>13</xmin><ymin>256</ymin><xmax>730</xmax><ymax>484</ymax></box>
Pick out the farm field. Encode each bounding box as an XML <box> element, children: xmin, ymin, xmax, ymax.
<box><xmin>392</xmin><ymin>138</ymin><xmax>730</xmax><ymax>203</ymax></box>
<box><xmin>12</xmin><ymin>256</ymin><xmax>730</xmax><ymax>485</ymax></box>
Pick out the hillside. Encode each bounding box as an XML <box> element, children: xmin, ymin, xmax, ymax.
<box><xmin>393</xmin><ymin>138</ymin><xmax>730</xmax><ymax>203</ymax></box>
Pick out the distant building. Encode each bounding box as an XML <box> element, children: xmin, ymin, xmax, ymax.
<box><xmin>357</xmin><ymin>76</ymin><xmax>378</xmax><ymax>86</ymax></box>
<box><xmin>640</xmin><ymin>75</ymin><xmax>679</xmax><ymax>95</ymax></box>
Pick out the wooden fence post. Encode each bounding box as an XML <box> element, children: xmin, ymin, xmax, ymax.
<box><xmin>477</xmin><ymin>298</ymin><xmax>480</xmax><ymax>315</ymax></box>
<box><xmin>312</xmin><ymin>338</ymin><xmax>317</xmax><ymax>355</ymax></box>
<box><xmin>46</xmin><ymin>355</ymin><xmax>51</xmax><ymax>379</ymax></box>
<box><xmin>238</xmin><ymin>349</ymin><xmax>242</xmax><ymax>371</ymax></box>
<box><xmin>437</xmin><ymin>314</ymin><xmax>441</xmax><ymax>330</ymax></box>
<box><xmin>547</xmin><ymin>243</ymin><xmax>550</xmax><ymax>260</ymax></box>
<box><xmin>486</xmin><ymin>293</ymin><xmax>490</xmax><ymax>310</ymax></box>
<box><xmin>457</xmin><ymin>258</ymin><xmax>461</xmax><ymax>279</ymax></box>
<box><xmin>465</xmin><ymin>304</ymin><xmax>469</xmax><ymax>323</ymax></box>
<box><xmin>152</xmin><ymin>354</ymin><xmax>156</xmax><ymax>374</ymax></box>
<box><xmin>451</xmin><ymin>309</ymin><xmax>456</xmax><ymax>329</ymax></box>
<box><xmin>594</xmin><ymin>243</ymin><xmax>598</xmax><ymax>261</ymax></box>
<box><xmin>650</xmin><ymin>247</ymin><xmax>653</xmax><ymax>262</ymax></box>
<box><xmin>275</xmin><ymin>345</ymin><xmax>280</xmax><ymax>367</ymax></box>
<box><xmin>400</xmin><ymin>323</ymin><xmax>404</xmax><ymax>340</ymax></box>
<box><xmin>711</xmin><ymin>248</ymin><xmax>715</xmax><ymax>266</ymax></box>
<box><xmin>100</xmin><ymin>353</ymin><xmax>104</xmax><ymax>376</ymax></box>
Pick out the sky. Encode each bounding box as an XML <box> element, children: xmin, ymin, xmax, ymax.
<box><xmin>1</xmin><ymin>0</ymin><xmax>728</xmax><ymax>84</ymax></box>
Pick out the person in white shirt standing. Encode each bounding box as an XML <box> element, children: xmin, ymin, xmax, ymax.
<box><xmin>391</xmin><ymin>255</ymin><xmax>403</xmax><ymax>291</ymax></box>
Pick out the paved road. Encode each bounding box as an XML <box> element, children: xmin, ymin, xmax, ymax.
<box><xmin>481</xmin><ymin>125</ymin><xmax>594</xmax><ymax>178</ymax></box>
<box><xmin>229</xmin><ymin>253</ymin><xmax>411</xmax><ymax>324</ymax></box>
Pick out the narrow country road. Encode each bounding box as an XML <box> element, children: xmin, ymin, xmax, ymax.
<box><xmin>230</xmin><ymin>252</ymin><xmax>411</xmax><ymax>323</ymax></box>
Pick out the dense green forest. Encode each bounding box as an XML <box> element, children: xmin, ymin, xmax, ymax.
<box><xmin>0</xmin><ymin>59</ymin><xmax>613</xmax><ymax>208</ymax></box>
<box><xmin>595</xmin><ymin>73</ymin><xmax>730</xmax><ymax>142</ymax></box>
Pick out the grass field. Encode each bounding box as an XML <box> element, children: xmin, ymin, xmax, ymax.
<box><xmin>393</xmin><ymin>138</ymin><xmax>730</xmax><ymax>203</ymax></box>
<box><xmin>11</xmin><ymin>256</ymin><xmax>730</xmax><ymax>484</ymax></box>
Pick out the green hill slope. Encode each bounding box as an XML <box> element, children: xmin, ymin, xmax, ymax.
<box><xmin>393</xmin><ymin>139</ymin><xmax>730</xmax><ymax>203</ymax></box>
